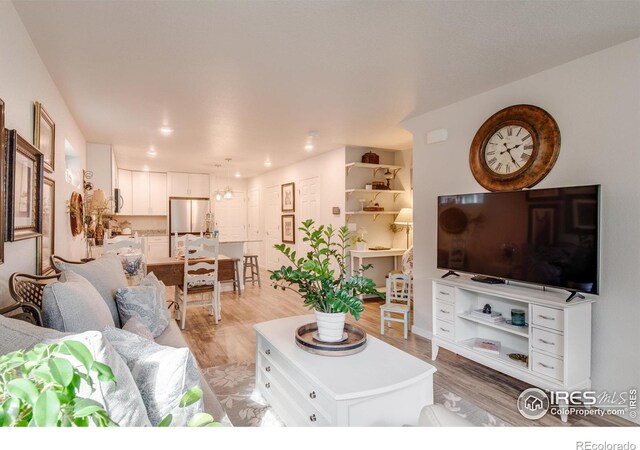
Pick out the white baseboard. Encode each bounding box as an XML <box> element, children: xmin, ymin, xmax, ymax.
<box><xmin>411</xmin><ymin>325</ymin><xmax>432</xmax><ymax>340</ymax></box>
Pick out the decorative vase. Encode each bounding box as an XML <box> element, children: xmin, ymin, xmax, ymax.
<box><xmin>356</xmin><ymin>242</ymin><xmax>367</xmax><ymax>251</ymax></box>
<box><xmin>315</xmin><ymin>311</ymin><xmax>346</xmax><ymax>343</ymax></box>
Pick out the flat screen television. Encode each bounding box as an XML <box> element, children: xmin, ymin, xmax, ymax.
<box><xmin>437</xmin><ymin>185</ymin><xmax>600</xmax><ymax>296</ymax></box>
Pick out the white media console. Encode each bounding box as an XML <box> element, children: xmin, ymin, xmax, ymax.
<box><xmin>431</xmin><ymin>275</ymin><xmax>593</xmax><ymax>420</ymax></box>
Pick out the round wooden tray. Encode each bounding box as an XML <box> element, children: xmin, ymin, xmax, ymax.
<box><xmin>295</xmin><ymin>322</ymin><xmax>367</xmax><ymax>356</ymax></box>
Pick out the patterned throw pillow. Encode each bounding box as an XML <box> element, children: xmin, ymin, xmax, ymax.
<box><xmin>47</xmin><ymin>331</ymin><xmax>151</xmax><ymax>427</ymax></box>
<box><xmin>103</xmin><ymin>327</ymin><xmax>203</xmax><ymax>426</ymax></box>
<box><xmin>115</xmin><ymin>272</ymin><xmax>170</xmax><ymax>338</ymax></box>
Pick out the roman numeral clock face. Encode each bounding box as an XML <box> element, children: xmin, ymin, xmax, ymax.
<box><xmin>484</xmin><ymin>125</ymin><xmax>535</xmax><ymax>176</ymax></box>
<box><xmin>469</xmin><ymin>104</ymin><xmax>561</xmax><ymax>192</ymax></box>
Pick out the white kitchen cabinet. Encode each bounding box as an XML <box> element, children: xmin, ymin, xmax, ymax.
<box><xmin>149</xmin><ymin>172</ymin><xmax>167</xmax><ymax>215</ymax></box>
<box><xmin>117</xmin><ymin>169</ymin><xmax>133</xmax><ymax>215</ymax></box>
<box><xmin>167</xmin><ymin>172</ymin><xmax>210</xmax><ymax>198</ymax></box>
<box><xmin>132</xmin><ymin>171</ymin><xmax>150</xmax><ymax>215</ymax></box>
<box><xmin>146</xmin><ymin>236</ymin><xmax>169</xmax><ymax>259</ymax></box>
<box><xmin>188</xmin><ymin>173</ymin><xmax>210</xmax><ymax>197</ymax></box>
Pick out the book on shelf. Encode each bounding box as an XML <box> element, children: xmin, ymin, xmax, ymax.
<box><xmin>472</xmin><ymin>338</ymin><xmax>501</xmax><ymax>355</ymax></box>
<box><xmin>469</xmin><ymin>309</ymin><xmax>504</xmax><ymax>322</ymax></box>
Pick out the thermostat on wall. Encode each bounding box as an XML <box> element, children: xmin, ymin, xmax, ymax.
<box><xmin>332</xmin><ymin>207</ymin><xmax>340</xmax><ymax>215</ymax></box>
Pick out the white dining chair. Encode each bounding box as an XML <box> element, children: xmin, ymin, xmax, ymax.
<box><xmin>174</xmin><ymin>234</ymin><xmax>221</xmax><ymax>330</ymax></box>
<box><xmin>380</xmin><ymin>272</ymin><xmax>412</xmax><ymax>339</ymax></box>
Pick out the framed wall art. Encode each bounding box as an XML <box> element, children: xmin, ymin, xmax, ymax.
<box><xmin>0</xmin><ymin>98</ymin><xmax>5</xmax><ymax>264</ymax></box>
<box><xmin>34</xmin><ymin>101</ymin><xmax>55</xmax><ymax>173</ymax></box>
<box><xmin>281</xmin><ymin>182</ymin><xmax>295</xmax><ymax>212</ymax></box>
<box><xmin>5</xmin><ymin>129</ymin><xmax>44</xmax><ymax>241</ymax></box>
<box><xmin>281</xmin><ymin>214</ymin><xmax>295</xmax><ymax>244</ymax></box>
<box><xmin>37</xmin><ymin>177</ymin><xmax>55</xmax><ymax>274</ymax></box>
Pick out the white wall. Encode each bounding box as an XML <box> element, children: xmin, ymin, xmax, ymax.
<box><xmin>0</xmin><ymin>2</ymin><xmax>87</xmax><ymax>306</ymax></box>
<box><xmin>247</xmin><ymin>148</ymin><xmax>346</xmax><ymax>265</ymax></box>
<box><xmin>403</xmin><ymin>38</ymin><xmax>640</xmax><ymax>419</ymax></box>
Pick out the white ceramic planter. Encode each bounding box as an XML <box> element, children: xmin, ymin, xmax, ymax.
<box><xmin>356</xmin><ymin>242</ymin><xmax>367</xmax><ymax>251</ymax></box>
<box><xmin>315</xmin><ymin>311</ymin><xmax>346</xmax><ymax>342</ymax></box>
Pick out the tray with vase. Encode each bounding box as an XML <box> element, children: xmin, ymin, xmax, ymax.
<box><xmin>295</xmin><ymin>322</ymin><xmax>367</xmax><ymax>356</ymax></box>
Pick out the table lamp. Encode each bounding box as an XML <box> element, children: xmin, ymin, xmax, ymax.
<box><xmin>394</xmin><ymin>208</ymin><xmax>413</xmax><ymax>249</ymax></box>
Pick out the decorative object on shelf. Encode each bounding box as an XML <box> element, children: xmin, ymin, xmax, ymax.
<box><xmin>508</xmin><ymin>353</ymin><xmax>529</xmax><ymax>365</ymax></box>
<box><xmin>365</xmin><ymin>184</ymin><xmax>372</xmax><ymax>190</ymax></box>
<box><xmin>369</xmin><ymin>246</ymin><xmax>391</xmax><ymax>250</ymax></box>
<box><xmin>36</xmin><ymin>177</ymin><xmax>55</xmax><ymax>275</ymax></box>
<box><xmin>271</xmin><ymin>219</ymin><xmax>381</xmax><ymax>342</ymax></box>
<box><xmin>4</xmin><ymin>130</ymin><xmax>44</xmax><ymax>241</ymax></box>
<box><xmin>34</xmin><ymin>101</ymin><xmax>56</xmax><ymax>173</ymax></box>
<box><xmin>0</xmin><ymin>98</ymin><xmax>5</xmax><ymax>264</ymax></box>
<box><xmin>358</xmin><ymin>198</ymin><xmax>366</xmax><ymax>211</ymax></box>
<box><xmin>361</xmin><ymin>150</ymin><xmax>379</xmax><ymax>164</ymax></box>
<box><xmin>281</xmin><ymin>182</ymin><xmax>295</xmax><ymax>212</ymax></box>
<box><xmin>295</xmin><ymin>322</ymin><xmax>367</xmax><ymax>356</ymax></box>
<box><xmin>510</xmin><ymin>309</ymin><xmax>526</xmax><ymax>326</ymax></box>
<box><xmin>394</xmin><ymin>207</ymin><xmax>413</xmax><ymax>249</ymax></box>
<box><xmin>281</xmin><ymin>214</ymin><xmax>295</xmax><ymax>244</ymax></box>
<box><xmin>472</xmin><ymin>338</ymin><xmax>501</xmax><ymax>355</ymax></box>
<box><xmin>363</xmin><ymin>201</ymin><xmax>384</xmax><ymax>212</ymax></box>
<box><xmin>469</xmin><ymin>104</ymin><xmax>561</xmax><ymax>191</ymax></box>
<box><xmin>383</xmin><ymin>168</ymin><xmax>395</xmax><ymax>189</ymax></box>
<box><xmin>371</xmin><ymin>181</ymin><xmax>387</xmax><ymax>190</ymax></box>
<box><xmin>482</xmin><ymin>303</ymin><xmax>492</xmax><ymax>314</ymax></box>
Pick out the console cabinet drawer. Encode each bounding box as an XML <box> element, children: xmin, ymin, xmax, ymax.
<box><xmin>532</xmin><ymin>305</ymin><xmax>564</xmax><ymax>332</ymax></box>
<box><xmin>435</xmin><ymin>318</ymin><xmax>455</xmax><ymax>341</ymax></box>
<box><xmin>531</xmin><ymin>350</ymin><xmax>564</xmax><ymax>381</ymax></box>
<box><xmin>434</xmin><ymin>284</ymin><xmax>455</xmax><ymax>303</ymax></box>
<box><xmin>532</xmin><ymin>327</ymin><xmax>564</xmax><ymax>357</ymax></box>
<box><xmin>435</xmin><ymin>301</ymin><xmax>455</xmax><ymax>321</ymax></box>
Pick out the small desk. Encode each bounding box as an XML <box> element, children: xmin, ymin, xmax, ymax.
<box><xmin>146</xmin><ymin>255</ymin><xmax>235</xmax><ymax>287</ymax></box>
<box><xmin>350</xmin><ymin>248</ymin><xmax>406</xmax><ymax>294</ymax></box>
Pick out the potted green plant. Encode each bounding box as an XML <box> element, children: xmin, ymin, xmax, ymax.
<box><xmin>271</xmin><ymin>219</ymin><xmax>382</xmax><ymax>342</ymax></box>
<box><xmin>0</xmin><ymin>340</ymin><xmax>218</xmax><ymax>427</ymax></box>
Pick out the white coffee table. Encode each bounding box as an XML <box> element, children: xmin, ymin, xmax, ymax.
<box><xmin>254</xmin><ymin>315</ymin><xmax>436</xmax><ymax>426</ymax></box>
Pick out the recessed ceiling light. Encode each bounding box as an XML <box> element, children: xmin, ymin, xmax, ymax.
<box><xmin>147</xmin><ymin>147</ymin><xmax>157</xmax><ymax>157</ymax></box>
<box><xmin>264</xmin><ymin>160</ymin><xmax>272</xmax><ymax>167</ymax></box>
<box><xmin>235</xmin><ymin>171</ymin><xmax>241</xmax><ymax>178</ymax></box>
<box><xmin>304</xmin><ymin>143</ymin><xmax>314</xmax><ymax>151</ymax></box>
<box><xmin>142</xmin><ymin>165</ymin><xmax>149</xmax><ymax>172</ymax></box>
<box><xmin>159</xmin><ymin>126</ymin><xmax>173</xmax><ymax>135</ymax></box>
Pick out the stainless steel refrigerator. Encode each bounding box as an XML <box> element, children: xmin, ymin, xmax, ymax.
<box><xmin>169</xmin><ymin>198</ymin><xmax>210</xmax><ymax>256</ymax></box>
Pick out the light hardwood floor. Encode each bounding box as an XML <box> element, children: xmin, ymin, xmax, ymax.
<box><xmin>177</xmin><ymin>271</ymin><xmax>633</xmax><ymax>427</ymax></box>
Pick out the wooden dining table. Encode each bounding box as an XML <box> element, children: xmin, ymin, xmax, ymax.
<box><xmin>146</xmin><ymin>255</ymin><xmax>240</xmax><ymax>292</ymax></box>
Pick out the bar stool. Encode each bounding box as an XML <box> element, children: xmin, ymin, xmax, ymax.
<box><xmin>244</xmin><ymin>255</ymin><xmax>261</xmax><ymax>287</ymax></box>
<box><xmin>231</xmin><ymin>258</ymin><xmax>242</xmax><ymax>294</ymax></box>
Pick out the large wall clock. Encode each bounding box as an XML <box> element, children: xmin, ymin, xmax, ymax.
<box><xmin>469</xmin><ymin>104</ymin><xmax>561</xmax><ymax>191</ymax></box>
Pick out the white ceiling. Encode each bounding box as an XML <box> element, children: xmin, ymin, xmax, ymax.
<box><xmin>14</xmin><ymin>0</ymin><xmax>640</xmax><ymax>177</ymax></box>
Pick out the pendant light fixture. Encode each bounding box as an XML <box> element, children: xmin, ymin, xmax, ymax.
<box><xmin>223</xmin><ymin>158</ymin><xmax>233</xmax><ymax>200</ymax></box>
<box><xmin>213</xmin><ymin>164</ymin><xmax>223</xmax><ymax>201</ymax></box>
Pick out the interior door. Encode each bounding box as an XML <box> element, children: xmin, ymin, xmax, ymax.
<box><xmin>247</xmin><ymin>188</ymin><xmax>261</xmax><ymax>258</ymax></box>
<box><xmin>299</xmin><ymin>177</ymin><xmax>320</xmax><ymax>257</ymax></box>
<box><xmin>215</xmin><ymin>193</ymin><xmax>247</xmax><ymax>242</ymax></box>
<box><xmin>265</xmin><ymin>185</ymin><xmax>281</xmax><ymax>270</ymax></box>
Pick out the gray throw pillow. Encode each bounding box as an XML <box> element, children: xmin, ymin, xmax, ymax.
<box><xmin>115</xmin><ymin>272</ymin><xmax>170</xmax><ymax>338</ymax></box>
<box><xmin>122</xmin><ymin>317</ymin><xmax>155</xmax><ymax>341</ymax></box>
<box><xmin>47</xmin><ymin>331</ymin><xmax>151</xmax><ymax>427</ymax></box>
<box><xmin>54</xmin><ymin>254</ymin><xmax>127</xmax><ymax>327</ymax></box>
<box><xmin>42</xmin><ymin>271</ymin><xmax>116</xmax><ymax>333</ymax></box>
<box><xmin>0</xmin><ymin>314</ymin><xmax>66</xmax><ymax>355</ymax></box>
<box><xmin>103</xmin><ymin>327</ymin><xmax>203</xmax><ymax>426</ymax></box>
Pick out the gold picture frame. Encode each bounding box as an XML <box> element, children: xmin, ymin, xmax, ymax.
<box><xmin>6</xmin><ymin>130</ymin><xmax>44</xmax><ymax>241</ymax></box>
<box><xmin>34</xmin><ymin>101</ymin><xmax>55</xmax><ymax>173</ymax></box>
<box><xmin>37</xmin><ymin>177</ymin><xmax>55</xmax><ymax>275</ymax></box>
